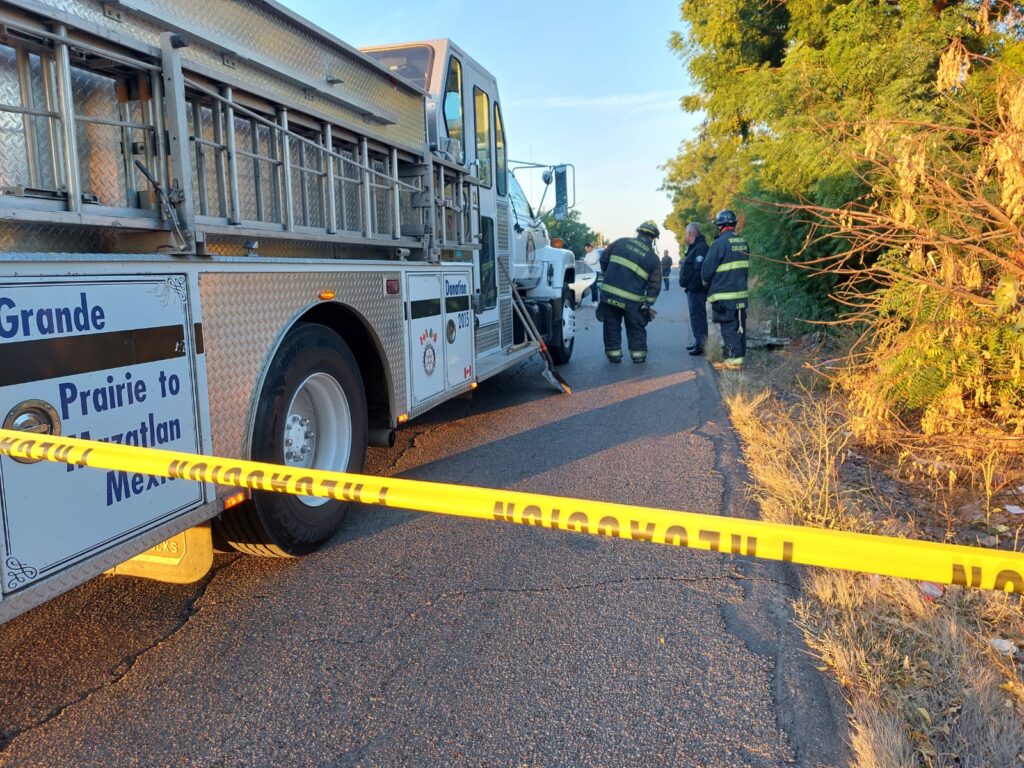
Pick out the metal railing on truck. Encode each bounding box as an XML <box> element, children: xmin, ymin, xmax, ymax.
<box><xmin>0</xmin><ymin>4</ymin><xmax>478</xmax><ymax>258</ymax></box>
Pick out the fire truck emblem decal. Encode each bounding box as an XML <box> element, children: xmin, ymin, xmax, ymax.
<box><xmin>419</xmin><ymin>328</ymin><xmax>438</xmax><ymax>376</ymax></box>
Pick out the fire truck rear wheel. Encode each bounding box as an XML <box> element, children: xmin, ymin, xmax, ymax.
<box><xmin>218</xmin><ymin>323</ymin><xmax>368</xmax><ymax>557</ymax></box>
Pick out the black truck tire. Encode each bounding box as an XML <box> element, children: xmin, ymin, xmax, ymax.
<box><xmin>216</xmin><ymin>323</ymin><xmax>368</xmax><ymax>556</ymax></box>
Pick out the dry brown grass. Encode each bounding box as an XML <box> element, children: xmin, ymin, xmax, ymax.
<box><xmin>720</xmin><ymin>348</ymin><xmax>1024</xmax><ymax>768</ymax></box>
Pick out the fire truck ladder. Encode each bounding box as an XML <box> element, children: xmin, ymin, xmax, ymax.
<box><xmin>0</xmin><ymin>5</ymin><xmax>477</xmax><ymax>259</ymax></box>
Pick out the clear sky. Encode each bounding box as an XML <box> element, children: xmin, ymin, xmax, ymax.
<box><xmin>278</xmin><ymin>0</ymin><xmax>700</xmax><ymax>260</ymax></box>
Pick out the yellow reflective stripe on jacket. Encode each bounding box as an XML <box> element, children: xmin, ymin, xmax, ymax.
<box><xmin>708</xmin><ymin>290</ymin><xmax>750</xmax><ymax>303</ymax></box>
<box><xmin>609</xmin><ymin>255</ymin><xmax>650</xmax><ymax>281</ymax></box>
<box><xmin>600</xmin><ymin>283</ymin><xmax>646</xmax><ymax>302</ymax></box>
<box><xmin>715</xmin><ymin>260</ymin><xmax>749</xmax><ymax>272</ymax></box>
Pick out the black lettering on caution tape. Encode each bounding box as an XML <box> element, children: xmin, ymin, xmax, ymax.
<box><xmin>493</xmin><ymin>500</ymin><xmax>515</xmax><ymax>524</ymax></box>
<box><xmin>245</xmin><ymin>469</ymin><xmax>265</xmax><ymax>491</ymax></box>
<box><xmin>699</xmin><ymin>530</ymin><xmax>721</xmax><ymax>551</ymax></box>
<box><xmin>522</xmin><ymin>505</ymin><xmax>544</xmax><ymax>526</ymax></box>
<box><xmin>344</xmin><ymin>483</ymin><xmax>363</xmax><ymax>502</ymax></box>
<box><xmin>566</xmin><ymin>511</ymin><xmax>589</xmax><ymax>534</ymax></box>
<box><xmin>953</xmin><ymin>563</ymin><xmax>1024</xmax><ymax>593</ymax></box>
<box><xmin>630</xmin><ymin>521</ymin><xmax>656</xmax><ymax>542</ymax></box>
<box><xmin>271</xmin><ymin>472</ymin><xmax>294</xmax><ymax>492</ymax></box>
<box><xmin>952</xmin><ymin>564</ymin><xmax>982</xmax><ymax>588</ymax></box>
<box><xmin>995</xmin><ymin>569</ymin><xmax>1024</xmax><ymax>593</ymax></box>
<box><xmin>729</xmin><ymin>535</ymin><xmax>757</xmax><ymax>556</ymax></box>
<box><xmin>664</xmin><ymin>526</ymin><xmax>688</xmax><ymax>546</ymax></box>
<box><xmin>9</xmin><ymin>436</ymin><xmax>89</xmax><ymax>466</ymax></box>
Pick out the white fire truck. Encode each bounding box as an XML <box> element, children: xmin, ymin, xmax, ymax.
<box><xmin>0</xmin><ymin>0</ymin><xmax>578</xmax><ymax>622</ymax></box>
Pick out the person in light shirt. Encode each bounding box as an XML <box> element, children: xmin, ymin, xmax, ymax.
<box><xmin>582</xmin><ymin>242</ymin><xmax>603</xmax><ymax>304</ymax></box>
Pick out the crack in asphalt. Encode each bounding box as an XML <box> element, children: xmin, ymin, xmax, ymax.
<box><xmin>694</xmin><ymin>390</ymin><xmax>735</xmax><ymax>521</ymax></box>
<box><xmin>697</xmin><ymin>371</ymin><xmax>846</xmax><ymax>765</ymax></box>
<box><xmin>310</xmin><ymin>566</ymin><xmax>797</xmax><ymax>758</ymax></box>
<box><xmin>728</xmin><ymin>570</ymin><xmax>798</xmax><ymax>592</ymax></box>
<box><xmin>382</xmin><ymin>427</ymin><xmax>434</xmax><ymax>474</ymax></box>
<box><xmin>693</xmin><ymin>370</ymin><xmax>808</xmax><ymax>764</ymax></box>
<box><xmin>0</xmin><ymin>555</ymin><xmax>241</xmax><ymax>754</ymax></box>
<box><xmin>308</xmin><ymin>571</ymin><xmax>792</xmax><ymax>650</ymax></box>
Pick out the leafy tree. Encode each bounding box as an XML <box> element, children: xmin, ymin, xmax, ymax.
<box><xmin>665</xmin><ymin>0</ymin><xmax>1024</xmax><ymax>456</ymax></box>
<box><xmin>544</xmin><ymin>209</ymin><xmax>598</xmax><ymax>257</ymax></box>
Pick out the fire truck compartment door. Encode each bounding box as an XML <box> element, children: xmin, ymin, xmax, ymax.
<box><xmin>407</xmin><ymin>274</ymin><xmax>445</xmax><ymax>406</ymax></box>
<box><xmin>443</xmin><ymin>272</ymin><xmax>474</xmax><ymax>389</ymax></box>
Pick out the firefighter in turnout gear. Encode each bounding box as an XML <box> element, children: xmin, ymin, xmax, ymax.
<box><xmin>598</xmin><ymin>220</ymin><xmax>662</xmax><ymax>363</ymax></box>
<box><xmin>701</xmin><ymin>209</ymin><xmax>750</xmax><ymax>369</ymax></box>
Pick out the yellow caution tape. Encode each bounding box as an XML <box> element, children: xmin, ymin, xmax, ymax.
<box><xmin>1</xmin><ymin>428</ymin><xmax>1022</xmax><ymax>593</ymax></box>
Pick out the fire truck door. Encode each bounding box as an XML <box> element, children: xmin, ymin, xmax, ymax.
<box><xmin>443</xmin><ymin>272</ymin><xmax>473</xmax><ymax>388</ymax></box>
<box><xmin>407</xmin><ymin>274</ymin><xmax>445</xmax><ymax>405</ymax></box>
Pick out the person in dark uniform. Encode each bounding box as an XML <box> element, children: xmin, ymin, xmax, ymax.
<box><xmin>598</xmin><ymin>220</ymin><xmax>662</xmax><ymax>363</ymax></box>
<box><xmin>701</xmin><ymin>209</ymin><xmax>750</xmax><ymax>369</ymax></box>
<box><xmin>680</xmin><ymin>222</ymin><xmax>709</xmax><ymax>356</ymax></box>
<box><xmin>660</xmin><ymin>250</ymin><xmax>672</xmax><ymax>291</ymax></box>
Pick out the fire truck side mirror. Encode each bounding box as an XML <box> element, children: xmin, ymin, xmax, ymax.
<box><xmin>553</xmin><ymin>165</ymin><xmax>568</xmax><ymax>221</ymax></box>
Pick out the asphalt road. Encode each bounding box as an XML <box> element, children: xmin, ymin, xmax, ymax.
<box><xmin>0</xmin><ymin>284</ymin><xmax>847</xmax><ymax>767</ymax></box>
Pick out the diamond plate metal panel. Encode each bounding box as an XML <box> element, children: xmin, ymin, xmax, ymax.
<box><xmin>28</xmin><ymin>53</ymin><xmax>58</xmax><ymax>191</ymax></box>
<box><xmin>0</xmin><ymin>44</ymin><xmax>29</xmax><ymax>191</ymax></box>
<box><xmin>187</xmin><ymin>101</ymin><xmax>201</xmax><ymax>211</ymax></box>
<box><xmin>189</xmin><ymin>103</ymin><xmax>217</xmax><ymax>217</ymax></box>
<box><xmin>202</xmin><ymin>237</ymin><xmax>335</xmax><ymax>258</ymax></box>
<box><xmin>304</xmin><ymin>140</ymin><xmax>325</xmax><ymax>229</ymax></box>
<box><xmin>37</xmin><ymin>0</ymin><xmax>426</xmax><ymax>151</ymax></box>
<box><xmin>72</xmin><ymin>66</ymin><xmax>128</xmax><ymax>206</ymax></box>
<box><xmin>199</xmin><ymin>270</ymin><xmax>406</xmax><ymax>460</ymax></box>
<box><xmin>336</xmin><ymin>148</ymin><xmax>361</xmax><ymax>233</ymax></box>
<box><xmin>255</xmin><ymin>122</ymin><xmax>279</xmax><ymax>222</ymax></box>
<box><xmin>0</xmin><ymin>222</ymin><xmax>112</xmax><ymax>252</ymax></box>
<box><xmin>235</xmin><ymin>115</ymin><xmax>260</xmax><ymax>222</ymax></box>
<box><xmin>288</xmin><ymin>136</ymin><xmax>325</xmax><ymax>229</ymax></box>
<box><xmin>372</xmin><ymin>156</ymin><xmax>391</xmax><ymax>235</ymax></box>
<box><xmin>397</xmin><ymin>172</ymin><xmax>421</xmax><ymax>237</ymax></box>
